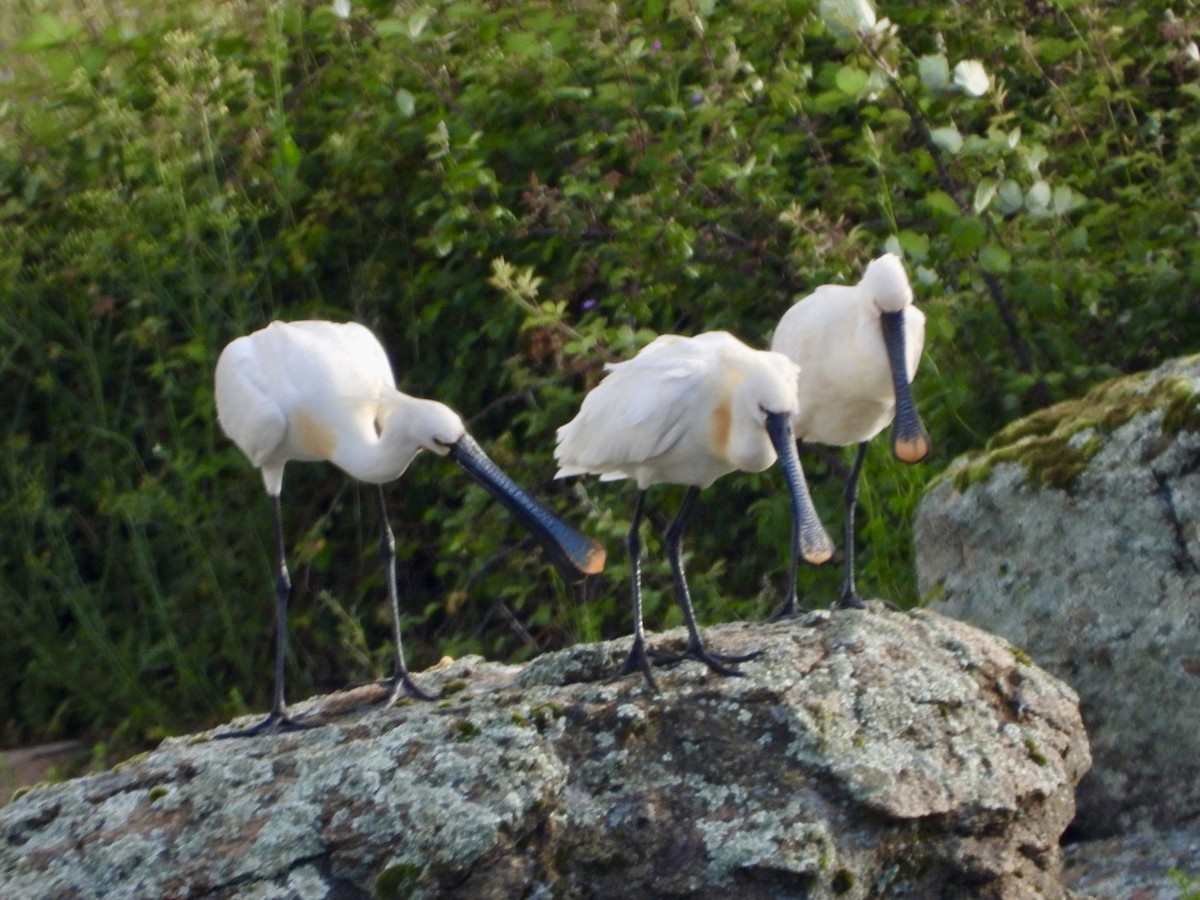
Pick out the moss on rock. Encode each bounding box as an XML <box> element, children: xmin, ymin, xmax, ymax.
<box><xmin>949</xmin><ymin>363</ymin><xmax>1200</xmax><ymax>494</ymax></box>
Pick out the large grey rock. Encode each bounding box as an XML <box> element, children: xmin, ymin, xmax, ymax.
<box><xmin>916</xmin><ymin>354</ymin><xmax>1200</xmax><ymax>839</ymax></box>
<box><xmin>0</xmin><ymin>612</ymin><xmax>1088</xmax><ymax>899</ymax></box>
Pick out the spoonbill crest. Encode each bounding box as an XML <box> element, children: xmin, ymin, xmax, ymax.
<box><xmin>770</xmin><ymin>253</ymin><xmax>930</xmax><ymax>613</ymax></box>
<box><xmin>555</xmin><ymin>331</ymin><xmax>834</xmax><ymax>690</ymax></box>
<box><xmin>215</xmin><ymin>320</ymin><xmax>605</xmax><ymax>736</ymax></box>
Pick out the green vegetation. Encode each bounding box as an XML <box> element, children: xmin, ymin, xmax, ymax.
<box><xmin>453</xmin><ymin>718</ymin><xmax>481</xmax><ymax>742</ymax></box>
<box><xmin>2</xmin><ymin>0</ymin><xmax>1198</xmax><ymax>755</ymax></box>
<box><xmin>1024</xmin><ymin>737</ymin><xmax>1048</xmax><ymax>767</ymax></box>
<box><xmin>1170</xmin><ymin>867</ymin><xmax>1200</xmax><ymax>900</ymax></box>
<box><xmin>374</xmin><ymin>861</ymin><xmax>423</xmax><ymax>899</ymax></box>
<box><xmin>1009</xmin><ymin>644</ymin><xmax>1033</xmax><ymax>667</ymax></box>
<box><xmin>832</xmin><ymin>867</ymin><xmax>856</xmax><ymax>894</ymax></box>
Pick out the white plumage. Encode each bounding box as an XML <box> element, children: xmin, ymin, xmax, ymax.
<box><xmin>555</xmin><ymin>331</ymin><xmax>833</xmax><ymax>689</ymax></box>
<box><xmin>215</xmin><ymin>320</ymin><xmax>605</xmax><ymax>736</ymax></box>
<box><xmin>216</xmin><ymin>321</ymin><xmax>464</xmax><ymax>494</ymax></box>
<box><xmin>556</xmin><ymin>332</ymin><xmax>804</xmax><ymax>488</ymax></box>
<box><xmin>770</xmin><ymin>254</ymin><xmax>930</xmax><ymax>611</ymax></box>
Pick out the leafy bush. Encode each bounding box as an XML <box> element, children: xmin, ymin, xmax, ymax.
<box><xmin>1</xmin><ymin>0</ymin><xmax>1197</xmax><ymax>749</ymax></box>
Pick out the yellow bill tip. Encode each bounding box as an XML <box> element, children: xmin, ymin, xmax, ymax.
<box><xmin>581</xmin><ymin>542</ymin><xmax>607</xmax><ymax>576</ymax></box>
<box><xmin>894</xmin><ymin>434</ymin><xmax>930</xmax><ymax>464</ymax></box>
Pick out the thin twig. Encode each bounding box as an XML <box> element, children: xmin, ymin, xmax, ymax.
<box><xmin>863</xmin><ymin>40</ymin><xmax>1050</xmax><ymax>406</ymax></box>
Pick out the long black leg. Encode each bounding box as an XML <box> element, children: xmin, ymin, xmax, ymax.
<box><xmin>618</xmin><ymin>490</ymin><xmax>658</xmax><ymax>690</ymax></box>
<box><xmin>378</xmin><ymin>485</ymin><xmax>436</xmax><ymax>703</ymax></box>
<box><xmin>834</xmin><ymin>443</ymin><xmax>869</xmax><ymax>610</ymax></box>
<box><xmin>219</xmin><ymin>493</ymin><xmax>317</xmax><ymax>738</ymax></box>
<box><xmin>653</xmin><ymin>486</ymin><xmax>760</xmax><ymax>673</ymax></box>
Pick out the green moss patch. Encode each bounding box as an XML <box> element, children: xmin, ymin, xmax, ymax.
<box><xmin>832</xmin><ymin>868</ymin><xmax>856</xmax><ymax>894</ymax></box>
<box><xmin>375</xmin><ymin>862</ymin><xmax>422</xmax><ymax>899</ymax></box>
<box><xmin>951</xmin><ymin>369</ymin><xmax>1200</xmax><ymax>494</ymax></box>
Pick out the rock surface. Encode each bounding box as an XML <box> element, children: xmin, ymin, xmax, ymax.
<box><xmin>0</xmin><ymin>742</ymin><xmax>84</xmax><ymax>809</ymax></box>
<box><xmin>0</xmin><ymin>611</ymin><xmax>1087</xmax><ymax>899</ymax></box>
<box><xmin>915</xmin><ymin>354</ymin><xmax>1200</xmax><ymax>839</ymax></box>
<box><xmin>1063</xmin><ymin>824</ymin><xmax>1200</xmax><ymax>899</ymax></box>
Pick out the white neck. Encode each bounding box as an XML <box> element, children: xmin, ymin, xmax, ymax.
<box><xmin>332</xmin><ymin>392</ymin><xmax>465</xmax><ymax>485</ymax></box>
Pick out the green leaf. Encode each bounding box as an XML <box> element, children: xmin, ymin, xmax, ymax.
<box><xmin>1023</xmin><ymin>144</ymin><xmax>1048</xmax><ymax>175</ymax></box>
<box><xmin>979</xmin><ymin>243</ymin><xmax>1012</xmax><ymax>274</ymax></box>
<box><xmin>18</xmin><ymin>13</ymin><xmax>76</xmax><ymax>50</ymax></box>
<box><xmin>1025</xmin><ymin>180</ymin><xmax>1052</xmax><ymax>213</ymax></box>
<box><xmin>1052</xmin><ymin>185</ymin><xmax>1087</xmax><ymax>215</ymax></box>
<box><xmin>835</xmin><ymin>66</ymin><xmax>870</xmax><ymax>98</ymax></box>
<box><xmin>898</xmin><ymin>230</ymin><xmax>930</xmax><ymax>262</ymax></box>
<box><xmin>922</xmin><ymin>190</ymin><xmax>962</xmax><ymax>218</ymax></box>
<box><xmin>408</xmin><ymin>8</ymin><xmax>432</xmax><ymax>38</ymax></box>
<box><xmin>1033</xmin><ymin>37</ymin><xmax>1077</xmax><ymax>64</ymax></box>
<box><xmin>949</xmin><ymin>216</ymin><xmax>987</xmax><ymax>255</ymax></box>
<box><xmin>375</xmin><ymin>18</ymin><xmax>406</xmax><ymax>37</ymax></box>
<box><xmin>477</xmin><ymin>13</ymin><xmax>500</xmax><ymax>43</ymax></box>
<box><xmin>917</xmin><ymin>54</ymin><xmax>950</xmax><ymax>91</ymax></box>
<box><xmin>995</xmin><ymin>180</ymin><xmax>1024</xmax><ymax>215</ymax></box>
<box><xmin>38</xmin><ymin>49</ymin><xmax>80</xmax><ymax>83</ymax></box>
<box><xmin>503</xmin><ymin>30</ymin><xmax>543</xmax><ymax>59</ymax></box>
<box><xmin>276</xmin><ymin>134</ymin><xmax>301</xmax><ymax>172</ymax></box>
<box><xmin>973</xmin><ymin>179</ymin><xmax>998</xmax><ymax>214</ymax></box>
<box><xmin>930</xmin><ymin>126</ymin><xmax>963</xmax><ymax>154</ymax></box>
<box><xmin>395</xmin><ymin>89</ymin><xmax>416</xmax><ymax>118</ymax></box>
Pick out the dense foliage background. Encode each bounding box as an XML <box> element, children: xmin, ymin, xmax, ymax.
<box><xmin>2</xmin><ymin>0</ymin><xmax>1198</xmax><ymax>756</ymax></box>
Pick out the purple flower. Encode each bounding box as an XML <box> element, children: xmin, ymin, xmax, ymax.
<box><xmin>581</xmin><ymin>298</ymin><xmax>597</xmax><ymax>311</ymax></box>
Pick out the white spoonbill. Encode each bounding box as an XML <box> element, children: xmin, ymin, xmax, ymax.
<box><xmin>215</xmin><ymin>320</ymin><xmax>606</xmax><ymax>736</ymax></box>
<box><xmin>555</xmin><ymin>331</ymin><xmax>834</xmax><ymax>690</ymax></box>
<box><xmin>770</xmin><ymin>253</ymin><xmax>930</xmax><ymax>613</ymax></box>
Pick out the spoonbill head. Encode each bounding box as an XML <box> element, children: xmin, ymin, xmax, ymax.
<box><xmin>555</xmin><ymin>330</ymin><xmax>833</xmax><ymax>689</ymax></box>
<box><xmin>215</xmin><ymin>320</ymin><xmax>604</xmax><ymax>736</ymax></box>
<box><xmin>770</xmin><ymin>253</ymin><xmax>930</xmax><ymax>611</ymax></box>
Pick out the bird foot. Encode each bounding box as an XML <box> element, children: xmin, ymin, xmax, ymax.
<box><xmin>385</xmin><ymin>672</ymin><xmax>438</xmax><ymax>704</ymax></box>
<box><xmin>215</xmin><ymin>710</ymin><xmax>321</xmax><ymax>740</ymax></box>
<box><xmin>651</xmin><ymin>642</ymin><xmax>762</xmax><ymax>677</ymax></box>
<box><xmin>833</xmin><ymin>594</ymin><xmax>868</xmax><ymax>611</ymax></box>
<box><xmin>616</xmin><ymin>636</ymin><xmax>659</xmax><ymax>692</ymax></box>
<box><xmin>767</xmin><ymin>601</ymin><xmax>805</xmax><ymax>622</ymax></box>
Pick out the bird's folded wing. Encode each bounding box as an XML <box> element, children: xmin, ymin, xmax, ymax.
<box><xmin>214</xmin><ymin>342</ymin><xmax>289</xmax><ymax>468</ymax></box>
<box><xmin>555</xmin><ymin>354</ymin><xmax>708</xmax><ymax>476</ymax></box>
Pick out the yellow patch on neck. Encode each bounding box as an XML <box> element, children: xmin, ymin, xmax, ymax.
<box><xmin>711</xmin><ymin>395</ymin><xmax>733</xmax><ymax>454</ymax></box>
<box><xmin>292</xmin><ymin>411</ymin><xmax>336</xmax><ymax>459</ymax></box>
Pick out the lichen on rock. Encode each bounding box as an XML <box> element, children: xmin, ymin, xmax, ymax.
<box><xmin>1</xmin><ymin>609</ymin><xmax>1088</xmax><ymax>899</ymax></box>
<box><xmin>918</xmin><ymin>352</ymin><xmax>1200</xmax><ymax>839</ymax></box>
